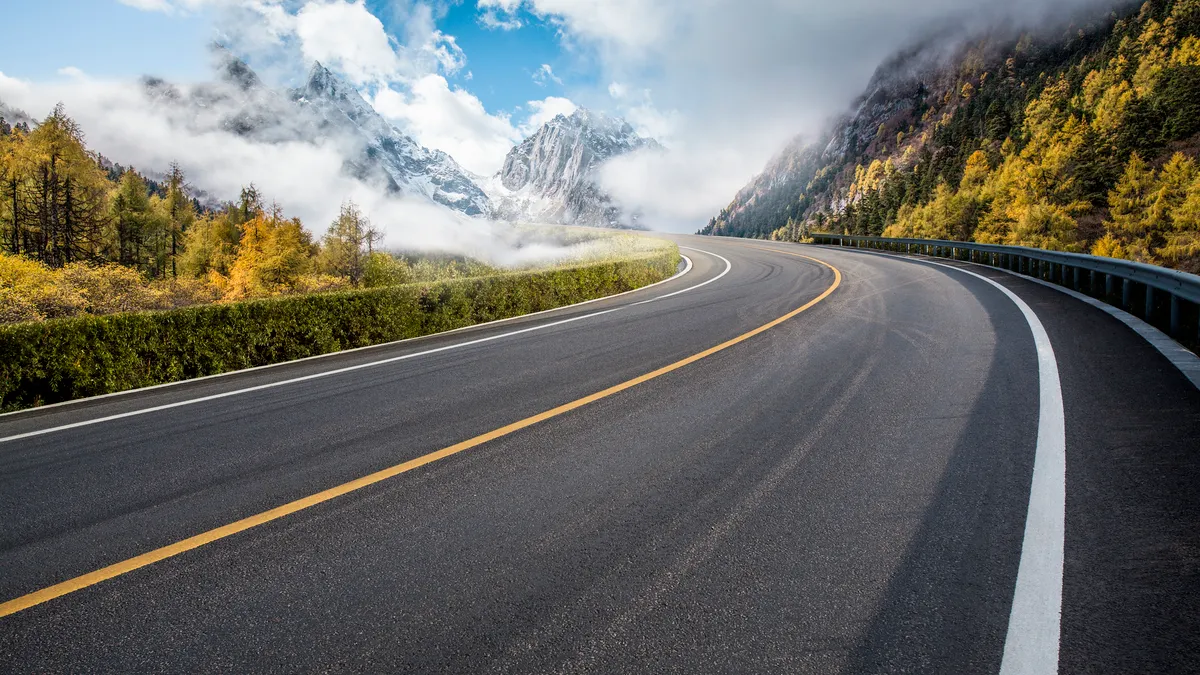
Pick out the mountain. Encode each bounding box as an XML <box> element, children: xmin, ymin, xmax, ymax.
<box><xmin>485</xmin><ymin>109</ymin><xmax>660</xmax><ymax>227</ymax></box>
<box><xmin>0</xmin><ymin>100</ymin><xmax>35</xmax><ymax>131</ymax></box>
<box><xmin>144</xmin><ymin>54</ymin><xmax>490</xmax><ymax>217</ymax></box>
<box><xmin>293</xmin><ymin>63</ymin><xmax>491</xmax><ymax>216</ymax></box>
<box><xmin>702</xmin><ymin>0</ymin><xmax>1200</xmax><ymax>272</ymax></box>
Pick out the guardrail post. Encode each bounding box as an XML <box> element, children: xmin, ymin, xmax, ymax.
<box><xmin>1170</xmin><ymin>295</ymin><xmax>1181</xmax><ymax>337</ymax></box>
<box><xmin>1105</xmin><ymin>274</ymin><xmax>1114</xmax><ymax>301</ymax></box>
<box><xmin>1145</xmin><ymin>285</ymin><xmax>1155</xmax><ymax>322</ymax></box>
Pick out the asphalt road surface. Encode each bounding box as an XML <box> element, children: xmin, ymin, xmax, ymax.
<box><xmin>1</xmin><ymin>235</ymin><xmax>1197</xmax><ymax>673</ymax></box>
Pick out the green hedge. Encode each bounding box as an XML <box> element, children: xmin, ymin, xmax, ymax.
<box><xmin>0</xmin><ymin>248</ymin><xmax>679</xmax><ymax>411</ymax></box>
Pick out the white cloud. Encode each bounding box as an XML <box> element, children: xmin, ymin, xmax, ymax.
<box><xmin>112</xmin><ymin>0</ymin><xmax>1122</xmax><ymax>235</ymax></box>
<box><xmin>477</xmin><ymin>0</ymin><xmax>522</xmax><ymax>9</ymax></box>
<box><xmin>294</xmin><ymin>1</ymin><xmax>404</xmax><ymax>85</ymax></box>
<box><xmin>373</xmin><ymin>75</ymin><xmax>521</xmax><ymax>176</ymax></box>
<box><xmin>0</xmin><ymin>70</ymin><xmax>592</xmax><ymax>263</ymax></box>
<box><xmin>521</xmin><ymin>96</ymin><xmax>577</xmax><ymax>135</ymax></box>
<box><xmin>478</xmin><ymin>0</ymin><xmax>672</xmax><ymax>52</ymax></box>
<box><xmin>57</xmin><ymin>66</ymin><xmax>87</xmax><ymax>79</ymax></box>
<box><xmin>622</xmin><ymin>103</ymin><xmax>679</xmax><ymax>143</ymax></box>
<box><xmin>476</xmin><ymin>0</ymin><xmax>1118</xmax><ymax>231</ymax></box>
<box><xmin>478</xmin><ymin>8</ymin><xmax>523</xmax><ymax>31</ymax></box>
<box><xmin>598</xmin><ymin>143</ymin><xmax>759</xmax><ymax>232</ymax></box>
<box><xmin>531</xmin><ymin>64</ymin><xmax>562</xmax><ymax>87</ymax></box>
<box><xmin>0</xmin><ymin>71</ymin><xmax>30</xmax><ymax>97</ymax></box>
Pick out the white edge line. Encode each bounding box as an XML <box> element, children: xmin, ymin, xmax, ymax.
<box><xmin>822</xmin><ymin>244</ymin><xmax>1065</xmax><ymax>674</ymax></box>
<box><xmin>633</xmin><ymin>247</ymin><xmax>731</xmax><ymax>304</ymax></box>
<box><xmin>988</xmin><ymin>266</ymin><xmax>1200</xmax><ymax>391</ymax></box>
<box><xmin>818</xmin><ymin>244</ymin><xmax>1200</xmax><ymax>390</ymax></box>
<box><xmin>921</xmin><ymin>259</ymin><xmax>1065</xmax><ymax>675</ymax></box>
<box><xmin>0</xmin><ymin>307</ymin><xmax>620</xmax><ymax>445</ymax></box>
<box><xmin>0</xmin><ymin>248</ymin><xmax>732</xmax><ymax>444</ymax></box>
<box><xmin>0</xmin><ymin>253</ymin><xmax>695</xmax><ymax>421</ymax></box>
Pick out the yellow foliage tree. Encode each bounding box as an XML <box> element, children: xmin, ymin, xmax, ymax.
<box><xmin>223</xmin><ymin>210</ymin><xmax>316</xmax><ymax>300</ymax></box>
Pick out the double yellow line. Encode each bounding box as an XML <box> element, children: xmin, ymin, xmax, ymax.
<box><xmin>0</xmin><ymin>245</ymin><xmax>840</xmax><ymax>619</ymax></box>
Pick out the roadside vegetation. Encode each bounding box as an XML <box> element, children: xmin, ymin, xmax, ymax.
<box><xmin>0</xmin><ymin>106</ymin><xmax>681</xmax><ymax>411</ymax></box>
<box><xmin>0</xmin><ymin>105</ymin><xmax>672</xmax><ymax>324</ymax></box>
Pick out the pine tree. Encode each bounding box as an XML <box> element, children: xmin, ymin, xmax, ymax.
<box><xmin>318</xmin><ymin>201</ymin><xmax>381</xmax><ymax>285</ymax></box>
<box><xmin>108</xmin><ymin>169</ymin><xmax>152</xmax><ymax>267</ymax></box>
<box><xmin>163</xmin><ymin>163</ymin><xmax>194</xmax><ymax>278</ymax></box>
<box><xmin>1105</xmin><ymin>152</ymin><xmax>1158</xmax><ymax>253</ymax></box>
<box><xmin>23</xmin><ymin>105</ymin><xmax>109</xmax><ymax>266</ymax></box>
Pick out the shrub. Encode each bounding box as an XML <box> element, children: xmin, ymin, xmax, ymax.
<box><xmin>0</xmin><ymin>247</ymin><xmax>679</xmax><ymax>411</ymax></box>
<box><xmin>0</xmin><ymin>253</ymin><xmax>86</xmax><ymax>321</ymax></box>
<box><xmin>362</xmin><ymin>252</ymin><xmax>412</xmax><ymax>288</ymax></box>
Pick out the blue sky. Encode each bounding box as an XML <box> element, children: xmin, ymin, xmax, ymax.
<box><xmin>1</xmin><ymin>1</ymin><xmax>214</xmax><ymax>80</ymax></box>
<box><xmin>0</xmin><ymin>0</ymin><xmax>588</xmax><ymax>118</ymax></box>
<box><xmin>426</xmin><ymin>2</ymin><xmax>581</xmax><ymax>112</ymax></box>
<box><xmin>0</xmin><ymin>0</ymin><xmax>1089</xmax><ymax>231</ymax></box>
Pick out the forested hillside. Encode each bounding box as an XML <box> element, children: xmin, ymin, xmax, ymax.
<box><xmin>702</xmin><ymin>0</ymin><xmax>1200</xmax><ymax>272</ymax></box>
<box><xmin>0</xmin><ymin>105</ymin><xmax>477</xmax><ymax>323</ymax></box>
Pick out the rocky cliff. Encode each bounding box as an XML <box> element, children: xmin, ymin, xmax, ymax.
<box><xmin>485</xmin><ymin>109</ymin><xmax>659</xmax><ymax>227</ymax></box>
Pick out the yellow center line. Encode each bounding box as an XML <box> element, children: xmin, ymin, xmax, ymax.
<box><xmin>0</xmin><ymin>247</ymin><xmax>841</xmax><ymax>619</ymax></box>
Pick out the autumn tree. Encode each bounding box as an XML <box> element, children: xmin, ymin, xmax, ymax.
<box><xmin>163</xmin><ymin>162</ymin><xmax>194</xmax><ymax>278</ymax></box>
<box><xmin>317</xmin><ymin>201</ymin><xmax>381</xmax><ymax>285</ymax></box>
<box><xmin>224</xmin><ymin>206</ymin><xmax>316</xmax><ymax>299</ymax></box>
<box><xmin>107</xmin><ymin>169</ymin><xmax>153</xmax><ymax>267</ymax></box>
<box><xmin>0</xmin><ymin>120</ymin><xmax>26</xmax><ymax>254</ymax></box>
<box><xmin>23</xmin><ymin>104</ymin><xmax>110</xmax><ymax>266</ymax></box>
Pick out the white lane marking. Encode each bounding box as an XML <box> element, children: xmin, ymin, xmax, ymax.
<box><xmin>632</xmin><ymin>247</ymin><xmax>731</xmax><ymax>305</ymax></box>
<box><xmin>0</xmin><ymin>248</ymin><xmax>731</xmax><ymax>445</ymax></box>
<box><xmin>0</xmin><ymin>254</ymin><xmax>696</xmax><ymax>422</ymax></box>
<box><xmin>894</xmin><ymin>255</ymin><xmax>1067</xmax><ymax>675</ymax></box>
<box><xmin>989</xmin><ymin>267</ymin><xmax>1200</xmax><ymax>391</ymax></box>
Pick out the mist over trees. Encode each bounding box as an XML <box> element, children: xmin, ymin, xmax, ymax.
<box><xmin>0</xmin><ymin>107</ymin><xmax>499</xmax><ymax>324</ymax></box>
<box><xmin>705</xmin><ymin>0</ymin><xmax>1200</xmax><ymax>272</ymax></box>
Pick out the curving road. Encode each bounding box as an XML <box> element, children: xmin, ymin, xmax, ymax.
<box><xmin>0</xmin><ymin>235</ymin><xmax>1198</xmax><ymax>673</ymax></box>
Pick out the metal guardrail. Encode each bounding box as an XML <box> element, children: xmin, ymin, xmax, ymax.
<box><xmin>810</xmin><ymin>233</ymin><xmax>1200</xmax><ymax>350</ymax></box>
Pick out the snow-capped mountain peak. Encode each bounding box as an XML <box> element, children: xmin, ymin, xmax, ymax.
<box><xmin>289</xmin><ymin>62</ymin><xmax>491</xmax><ymax>216</ymax></box>
<box><xmin>488</xmin><ymin>107</ymin><xmax>658</xmax><ymax>227</ymax></box>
